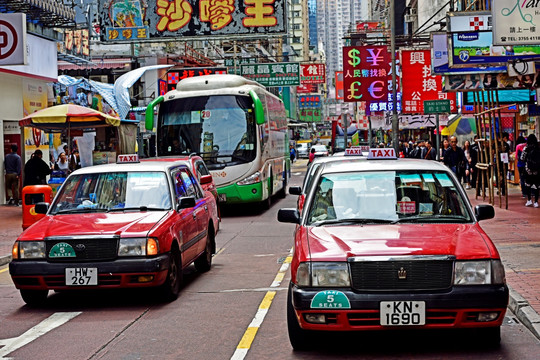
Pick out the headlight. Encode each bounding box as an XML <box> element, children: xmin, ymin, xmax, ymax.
<box><xmin>237</xmin><ymin>171</ymin><xmax>261</xmax><ymax>186</ymax></box>
<box><xmin>454</xmin><ymin>260</ymin><xmax>492</xmax><ymax>285</ymax></box>
<box><xmin>295</xmin><ymin>262</ymin><xmax>350</xmax><ymax>287</ymax></box>
<box><xmin>16</xmin><ymin>241</ymin><xmax>46</xmax><ymax>259</ymax></box>
<box><xmin>118</xmin><ymin>238</ymin><xmax>147</xmax><ymax>256</ymax></box>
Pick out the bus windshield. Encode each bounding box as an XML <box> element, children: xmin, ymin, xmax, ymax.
<box><xmin>157</xmin><ymin>95</ymin><xmax>256</xmax><ymax>169</ymax></box>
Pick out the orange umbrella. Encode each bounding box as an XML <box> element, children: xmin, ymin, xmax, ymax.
<box><xmin>19</xmin><ymin>104</ymin><xmax>121</xmax><ymax>131</ymax></box>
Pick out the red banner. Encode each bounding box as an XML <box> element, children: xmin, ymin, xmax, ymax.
<box><xmin>400</xmin><ymin>49</ymin><xmax>456</xmax><ymax>114</ymax></box>
<box><xmin>343</xmin><ymin>46</ymin><xmax>390</xmax><ymax>103</ymax></box>
<box><xmin>300</xmin><ymin>64</ymin><xmax>326</xmax><ymax>84</ymax></box>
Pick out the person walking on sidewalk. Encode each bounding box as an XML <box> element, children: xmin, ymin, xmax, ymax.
<box><xmin>520</xmin><ymin>134</ymin><xmax>540</xmax><ymax>207</ymax></box>
<box><xmin>4</xmin><ymin>144</ymin><xmax>21</xmax><ymax>205</ymax></box>
<box><xmin>23</xmin><ymin>149</ymin><xmax>51</xmax><ymax>187</ymax></box>
<box><xmin>443</xmin><ymin>136</ymin><xmax>467</xmax><ymax>184</ymax></box>
<box><xmin>516</xmin><ymin>136</ymin><xmax>527</xmax><ymax>198</ymax></box>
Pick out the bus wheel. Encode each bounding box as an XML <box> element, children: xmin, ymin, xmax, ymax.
<box><xmin>277</xmin><ymin>172</ymin><xmax>287</xmax><ymax>199</ymax></box>
<box><xmin>261</xmin><ymin>174</ymin><xmax>273</xmax><ymax>210</ymax></box>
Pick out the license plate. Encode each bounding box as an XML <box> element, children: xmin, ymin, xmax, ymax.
<box><xmin>65</xmin><ymin>268</ymin><xmax>98</xmax><ymax>286</ymax></box>
<box><xmin>380</xmin><ymin>301</ymin><xmax>425</xmax><ymax>326</ymax></box>
<box><xmin>218</xmin><ymin>193</ymin><xmax>227</xmax><ymax>202</ymax></box>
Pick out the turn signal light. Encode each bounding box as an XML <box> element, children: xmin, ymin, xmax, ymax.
<box><xmin>12</xmin><ymin>242</ymin><xmax>19</xmax><ymax>260</ymax></box>
<box><xmin>146</xmin><ymin>238</ymin><xmax>159</xmax><ymax>256</ymax></box>
<box><xmin>137</xmin><ymin>275</ymin><xmax>154</xmax><ymax>283</ymax></box>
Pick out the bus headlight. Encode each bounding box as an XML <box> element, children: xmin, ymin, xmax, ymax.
<box><xmin>237</xmin><ymin>171</ymin><xmax>261</xmax><ymax>186</ymax></box>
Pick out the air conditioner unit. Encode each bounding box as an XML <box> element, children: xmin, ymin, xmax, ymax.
<box><xmin>404</xmin><ymin>14</ymin><xmax>414</xmax><ymax>23</ymax></box>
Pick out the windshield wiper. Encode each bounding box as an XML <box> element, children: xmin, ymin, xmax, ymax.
<box><xmin>312</xmin><ymin>218</ymin><xmax>397</xmax><ymax>226</ymax></box>
<box><xmin>107</xmin><ymin>206</ymin><xmax>168</xmax><ymax>212</ymax></box>
<box><xmin>392</xmin><ymin>215</ymin><xmax>467</xmax><ymax>223</ymax></box>
<box><xmin>54</xmin><ymin>208</ymin><xmax>106</xmax><ymax>214</ymax></box>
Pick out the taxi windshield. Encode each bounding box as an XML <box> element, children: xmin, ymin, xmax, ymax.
<box><xmin>50</xmin><ymin>172</ymin><xmax>172</xmax><ymax>214</ymax></box>
<box><xmin>307</xmin><ymin>170</ymin><xmax>472</xmax><ymax>225</ymax></box>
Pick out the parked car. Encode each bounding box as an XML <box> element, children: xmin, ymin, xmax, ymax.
<box><xmin>296</xmin><ymin>142</ymin><xmax>311</xmax><ymax>158</ymax></box>
<box><xmin>10</xmin><ymin>156</ymin><xmax>219</xmax><ymax>305</ymax></box>
<box><xmin>278</xmin><ymin>148</ymin><xmax>508</xmax><ymax>350</ymax></box>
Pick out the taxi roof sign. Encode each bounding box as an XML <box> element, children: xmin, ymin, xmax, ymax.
<box><xmin>367</xmin><ymin>148</ymin><xmax>397</xmax><ymax>160</ymax></box>
<box><xmin>344</xmin><ymin>145</ymin><xmax>369</xmax><ymax>156</ymax></box>
<box><xmin>117</xmin><ymin>154</ymin><xmax>140</xmax><ymax>163</ymax></box>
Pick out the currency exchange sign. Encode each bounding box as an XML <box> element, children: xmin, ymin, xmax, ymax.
<box><xmin>343</xmin><ymin>45</ymin><xmax>390</xmax><ymax>103</ymax></box>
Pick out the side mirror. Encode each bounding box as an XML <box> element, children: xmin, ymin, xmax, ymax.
<box><xmin>277</xmin><ymin>208</ymin><xmax>301</xmax><ymax>224</ymax></box>
<box><xmin>199</xmin><ymin>174</ymin><xmax>213</xmax><ymax>185</ymax></box>
<box><xmin>177</xmin><ymin>196</ymin><xmax>196</xmax><ymax>210</ymax></box>
<box><xmin>289</xmin><ymin>186</ymin><xmax>302</xmax><ymax>195</ymax></box>
<box><xmin>475</xmin><ymin>204</ymin><xmax>495</xmax><ymax>221</ymax></box>
<box><xmin>35</xmin><ymin>202</ymin><xmax>49</xmax><ymax>214</ymax></box>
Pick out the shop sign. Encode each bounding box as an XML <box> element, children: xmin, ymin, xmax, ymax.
<box><xmin>299</xmin><ymin>109</ymin><xmax>322</xmax><ymax>122</ymax></box>
<box><xmin>98</xmin><ymin>0</ymin><xmax>286</xmax><ymax>41</ymax></box>
<box><xmin>493</xmin><ymin>0</ymin><xmax>540</xmax><ymax>45</ymax></box>
<box><xmin>240</xmin><ymin>62</ymin><xmax>300</xmax><ymax>87</ymax></box>
<box><xmin>298</xmin><ymin>95</ymin><xmax>321</xmax><ymax>108</ymax></box>
<box><xmin>60</xmin><ymin>29</ymin><xmax>90</xmax><ymax>59</ymax></box>
<box><xmin>424</xmin><ymin>100</ymin><xmax>451</xmax><ymax>114</ymax></box>
<box><xmin>166</xmin><ymin>67</ymin><xmax>228</xmax><ymax>91</ymax></box>
<box><xmin>335</xmin><ymin>71</ymin><xmax>344</xmax><ymax>100</ymax></box>
<box><xmin>447</xmin><ymin>11</ymin><xmax>491</xmax><ymax>32</ymax></box>
<box><xmin>343</xmin><ymin>45</ymin><xmax>390</xmax><ymax>103</ymax></box>
<box><xmin>297</xmin><ymin>83</ymin><xmax>317</xmax><ymax>94</ymax></box>
<box><xmin>370</xmin><ymin>114</ymin><xmax>449</xmax><ymax>130</ymax></box>
<box><xmin>300</xmin><ymin>64</ymin><xmax>325</xmax><ymax>84</ymax></box>
<box><xmin>401</xmin><ymin>49</ymin><xmax>456</xmax><ymax>114</ymax></box>
<box><xmin>0</xmin><ymin>13</ymin><xmax>26</xmax><ymax>66</ymax></box>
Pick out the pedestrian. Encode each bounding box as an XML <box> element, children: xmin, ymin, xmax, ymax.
<box><xmin>516</xmin><ymin>136</ymin><xmax>527</xmax><ymax>198</ymax></box>
<box><xmin>308</xmin><ymin>147</ymin><xmax>315</xmax><ymax>165</ymax></box>
<box><xmin>289</xmin><ymin>145</ymin><xmax>296</xmax><ymax>163</ymax></box>
<box><xmin>424</xmin><ymin>141</ymin><xmax>437</xmax><ymax>160</ymax></box>
<box><xmin>23</xmin><ymin>149</ymin><xmax>52</xmax><ymax>187</ymax></box>
<box><xmin>440</xmin><ymin>138</ymin><xmax>450</xmax><ymax>162</ymax></box>
<box><xmin>55</xmin><ymin>152</ymin><xmax>70</xmax><ymax>176</ymax></box>
<box><xmin>470</xmin><ymin>135</ymin><xmax>481</xmax><ymax>188</ymax></box>
<box><xmin>4</xmin><ymin>144</ymin><xmax>21</xmax><ymax>205</ymax></box>
<box><xmin>462</xmin><ymin>140</ymin><xmax>473</xmax><ymax>189</ymax></box>
<box><xmin>520</xmin><ymin>134</ymin><xmax>540</xmax><ymax>207</ymax></box>
<box><xmin>443</xmin><ymin>136</ymin><xmax>467</xmax><ymax>183</ymax></box>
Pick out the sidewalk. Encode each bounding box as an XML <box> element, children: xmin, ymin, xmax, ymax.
<box><xmin>0</xmin><ymin>182</ymin><xmax>539</xmax><ymax>339</ymax></box>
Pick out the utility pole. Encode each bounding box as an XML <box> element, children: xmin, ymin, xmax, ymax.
<box><xmin>390</xmin><ymin>0</ymin><xmax>399</xmax><ymax>152</ymax></box>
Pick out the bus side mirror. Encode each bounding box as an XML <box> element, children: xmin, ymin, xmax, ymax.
<box><xmin>145</xmin><ymin>96</ymin><xmax>164</xmax><ymax>131</ymax></box>
<box><xmin>249</xmin><ymin>90</ymin><xmax>266</xmax><ymax>125</ymax></box>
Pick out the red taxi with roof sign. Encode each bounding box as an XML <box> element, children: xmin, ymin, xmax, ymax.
<box><xmin>9</xmin><ymin>155</ymin><xmax>219</xmax><ymax>305</ymax></box>
<box><xmin>278</xmin><ymin>148</ymin><xmax>508</xmax><ymax>349</ymax></box>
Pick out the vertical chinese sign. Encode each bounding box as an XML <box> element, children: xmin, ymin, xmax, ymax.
<box><xmin>400</xmin><ymin>49</ymin><xmax>456</xmax><ymax>114</ymax></box>
<box><xmin>342</xmin><ymin>46</ymin><xmax>390</xmax><ymax>103</ymax></box>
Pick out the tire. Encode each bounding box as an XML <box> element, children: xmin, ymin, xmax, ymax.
<box><xmin>20</xmin><ymin>289</ymin><xmax>48</xmax><ymax>306</ymax></box>
<box><xmin>261</xmin><ymin>173</ymin><xmax>273</xmax><ymax>210</ymax></box>
<box><xmin>277</xmin><ymin>169</ymin><xmax>287</xmax><ymax>199</ymax></box>
<box><xmin>287</xmin><ymin>286</ymin><xmax>312</xmax><ymax>351</ymax></box>
<box><xmin>194</xmin><ymin>226</ymin><xmax>214</xmax><ymax>273</ymax></box>
<box><xmin>159</xmin><ymin>249</ymin><xmax>182</xmax><ymax>302</ymax></box>
<box><xmin>476</xmin><ymin>326</ymin><xmax>501</xmax><ymax>348</ymax></box>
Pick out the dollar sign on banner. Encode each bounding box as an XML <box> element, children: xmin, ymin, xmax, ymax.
<box><xmin>348</xmin><ymin>48</ymin><xmax>361</xmax><ymax>67</ymax></box>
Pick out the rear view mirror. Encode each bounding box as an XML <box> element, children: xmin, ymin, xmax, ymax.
<box><xmin>200</xmin><ymin>174</ymin><xmax>213</xmax><ymax>185</ymax></box>
<box><xmin>177</xmin><ymin>196</ymin><xmax>196</xmax><ymax>210</ymax></box>
<box><xmin>277</xmin><ymin>208</ymin><xmax>300</xmax><ymax>224</ymax></box>
<box><xmin>35</xmin><ymin>202</ymin><xmax>49</xmax><ymax>214</ymax></box>
<box><xmin>289</xmin><ymin>186</ymin><xmax>302</xmax><ymax>195</ymax></box>
<box><xmin>475</xmin><ymin>204</ymin><xmax>495</xmax><ymax>221</ymax></box>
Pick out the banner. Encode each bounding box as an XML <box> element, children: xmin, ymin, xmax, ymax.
<box><xmin>493</xmin><ymin>0</ymin><xmax>540</xmax><ymax>45</ymax></box>
<box><xmin>166</xmin><ymin>67</ymin><xmax>228</xmax><ymax>91</ymax></box>
<box><xmin>241</xmin><ymin>62</ymin><xmax>300</xmax><ymax>86</ymax></box>
<box><xmin>300</xmin><ymin>64</ymin><xmax>325</xmax><ymax>84</ymax></box>
<box><xmin>98</xmin><ymin>0</ymin><xmax>286</xmax><ymax>41</ymax></box>
<box><xmin>401</xmin><ymin>49</ymin><xmax>456</xmax><ymax>114</ymax></box>
<box><xmin>343</xmin><ymin>45</ymin><xmax>390</xmax><ymax>103</ymax></box>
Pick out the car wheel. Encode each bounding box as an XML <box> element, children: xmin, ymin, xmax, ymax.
<box><xmin>194</xmin><ymin>227</ymin><xmax>214</xmax><ymax>273</ymax></box>
<box><xmin>20</xmin><ymin>289</ymin><xmax>48</xmax><ymax>306</ymax></box>
<box><xmin>160</xmin><ymin>249</ymin><xmax>182</xmax><ymax>302</ymax></box>
<box><xmin>287</xmin><ymin>286</ymin><xmax>311</xmax><ymax>351</ymax></box>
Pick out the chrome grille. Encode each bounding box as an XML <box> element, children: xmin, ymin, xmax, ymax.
<box><xmin>348</xmin><ymin>256</ymin><xmax>454</xmax><ymax>291</ymax></box>
<box><xmin>45</xmin><ymin>236</ymin><xmax>119</xmax><ymax>262</ymax></box>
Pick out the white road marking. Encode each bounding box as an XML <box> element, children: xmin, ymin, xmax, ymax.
<box><xmin>0</xmin><ymin>312</ymin><xmax>81</xmax><ymax>359</ymax></box>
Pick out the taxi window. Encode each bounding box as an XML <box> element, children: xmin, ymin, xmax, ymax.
<box><xmin>195</xmin><ymin>160</ymin><xmax>210</xmax><ymax>177</ymax></box>
<box><xmin>180</xmin><ymin>170</ymin><xmax>199</xmax><ymax>198</ymax></box>
<box><xmin>307</xmin><ymin>170</ymin><xmax>471</xmax><ymax>225</ymax></box>
<box><xmin>50</xmin><ymin>172</ymin><xmax>172</xmax><ymax>213</ymax></box>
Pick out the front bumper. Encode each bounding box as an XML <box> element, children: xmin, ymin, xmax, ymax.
<box><xmin>290</xmin><ymin>283</ymin><xmax>509</xmax><ymax>331</ymax></box>
<box><xmin>9</xmin><ymin>254</ymin><xmax>170</xmax><ymax>290</ymax></box>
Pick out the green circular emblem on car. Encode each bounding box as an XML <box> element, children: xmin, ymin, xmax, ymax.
<box><xmin>311</xmin><ymin>290</ymin><xmax>351</xmax><ymax>309</ymax></box>
<box><xmin>49</xmin><ymin>242</ymin><xmax>76</xmax><ymax>258</ymax></box>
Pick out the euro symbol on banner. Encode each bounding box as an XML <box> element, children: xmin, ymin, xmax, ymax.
<box><xmin>348</xmin><ymin>48</ymin><xmax>361</xmax><ymax>67</ymax></box>
<box><xmin>368</xmin><ymin>81</ymin><xmax>385</xmax><ymax>99</ymax></box>
<box><xmin>347</xmin><ymin>82</ymin><xmax>362</xmax><ymax>100</ymax></box>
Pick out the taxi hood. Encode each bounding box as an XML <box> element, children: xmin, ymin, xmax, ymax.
<box><xmin>306</xmin><ymin>223</ymin><xmax>494</xmax><ymax>261</ymax></box>
<box><xmin>19</xmin><ymin>212</ymin><xmax>169</xmax><ymax>240</ymax></box>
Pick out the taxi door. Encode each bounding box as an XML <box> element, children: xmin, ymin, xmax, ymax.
<box><xmin>171</xmin><ymin>167</ymin><xmax>200</xmax><ymax>264</ymax></box>
<box><xmin>177</xmin><ymin>169</ymin><xmax>208</xmax><ymax>258</ymax></box>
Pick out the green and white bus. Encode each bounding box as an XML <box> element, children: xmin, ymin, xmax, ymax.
<box><xmin>145</xmin><ymin>74</ymin><xmax>290</xmax><ymax>208</ymax></box>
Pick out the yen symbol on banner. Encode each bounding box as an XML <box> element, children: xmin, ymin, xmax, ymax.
<box><xmin>0</xmin><ymin>20</ymin><xmax>18</xmax><ymax>60</ymax></box>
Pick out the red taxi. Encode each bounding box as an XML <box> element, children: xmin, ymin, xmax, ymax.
<box><xmin>10</xmin><ymin>156</ymin><xmax>219</xmax><ymax>306</ymax></box>
<box><xmin>278</xmin><ymin>148</ymin><xmax>508</xmax><ymax>349</ymax></box>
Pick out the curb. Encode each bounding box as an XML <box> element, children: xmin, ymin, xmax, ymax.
<box><xmin>0</xmin><ymin>255</ymin><xmax>11</xmax><ymax>267</ymax></box>
<box><xmin>508</xmin><ymin>286</ymin><xmax>540</xmax><ymax>340</ymax></box>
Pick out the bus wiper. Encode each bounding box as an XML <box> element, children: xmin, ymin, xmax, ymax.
<box><xmin>313</xmin><ymin>218</ymin><xmax>397</xmax><ymax>226</ymax></box>
<box><xmin>107</xmin><ymin>206</ymin><xmax>168</xmax><ymax>212</ymax></box>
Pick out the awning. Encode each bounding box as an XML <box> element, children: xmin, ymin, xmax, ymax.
<box><xmin>58</xmin><ymin>58</ymin><xmax>132</xmax><ymax>71</ymax></box>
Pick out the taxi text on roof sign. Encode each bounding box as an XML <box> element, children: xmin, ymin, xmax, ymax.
<box><xmin>344</xmin><ymin>146</ymin><xmax>369</xmax><ymax>156</ymax></box>
<box><xmin>367</xmin><ymin>148</ymin><xmax>397</xmax><ymax>159</ymax></box>
<box><xmin>117</xmin><ymin>154</ymin><xmax>140</xmax><ymax>163</ymax></box>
